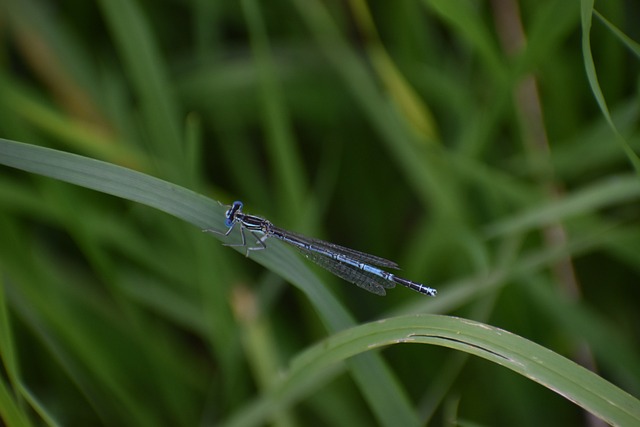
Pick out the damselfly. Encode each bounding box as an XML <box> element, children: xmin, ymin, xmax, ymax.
<box><xmin>208</xmin><ymin>201</ymin><xmax>436</xmax><ymax>296</ymax></box>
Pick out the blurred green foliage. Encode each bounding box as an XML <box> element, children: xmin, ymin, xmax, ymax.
<box><xmin>0</xmin><ymin>0</ymin><xmax>639</xmax><ymax>426</ymax></box>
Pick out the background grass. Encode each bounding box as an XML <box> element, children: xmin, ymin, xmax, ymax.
<box><xmin>0</xmin><ymin>0</ymin><xmax>639</xmax><ymax>426</ymax></box>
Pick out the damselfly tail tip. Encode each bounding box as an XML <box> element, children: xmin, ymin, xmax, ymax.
<box><xmin>423</xmin><ymin>287</ymin><xmax>437</xmax><ymax>297</ymax></box>
<box><xmin>392</xmin><ymin>276</ymin><xmax>437</xmax><ymax>296</ymax></box>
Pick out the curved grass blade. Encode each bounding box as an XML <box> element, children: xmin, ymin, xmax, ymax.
<box><xmin>222</xmin><ymin>314</ymin><xmax>640</xmax><ymax>427</ymax></box>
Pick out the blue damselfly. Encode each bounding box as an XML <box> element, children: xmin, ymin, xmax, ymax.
<box><xmin>208</xmin><ymin>201</ymin><xmax>436</xmax><ymax>296</ymax></box>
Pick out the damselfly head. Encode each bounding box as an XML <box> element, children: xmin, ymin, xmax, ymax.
<box><xmin>225</xmin><ymin>201</ymin><xmax>244</xmax><ymax>227</ymax></box>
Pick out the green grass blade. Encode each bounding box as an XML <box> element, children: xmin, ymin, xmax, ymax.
<box><xmin>580</xmin><ymin>0</ymin><xmax>640</xmax><ymax>173</ymax></box>
<box><xmin>0</xmin><ymin>276</ymin><xmax>34</xmax><ymax>427</ymax></box>
<box><xmin>594</xmin><ymin>10</ymin><xmax>640</xmax><ymax>59</ymax></box>
<box><xmin>0</xmin><ymin>377</ymin><xmax>32</xmax><ymax>427</ymax></box>
<box><xmin>223</xmin><ymin>314</ymin><xmax>640</xmax><ymax>427</ymax></box>
<box><xmin>96</xmin><ymin>0</ymin><xmax>186</xmax><ymax>179</ymax></box>
<box><xmin>484</xmin><ymin>175</ymin><xmax>640</xmax><ymax>238</ymax></box>
<box><xmin>0</xmin><ymin>137</ymin><xmax>220</xmax><ymax>229</ymax></box>
<box><xmin>241</xmin><ymin>0</ymin><xmax>307</xmax><ymax>219</ymax></box>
